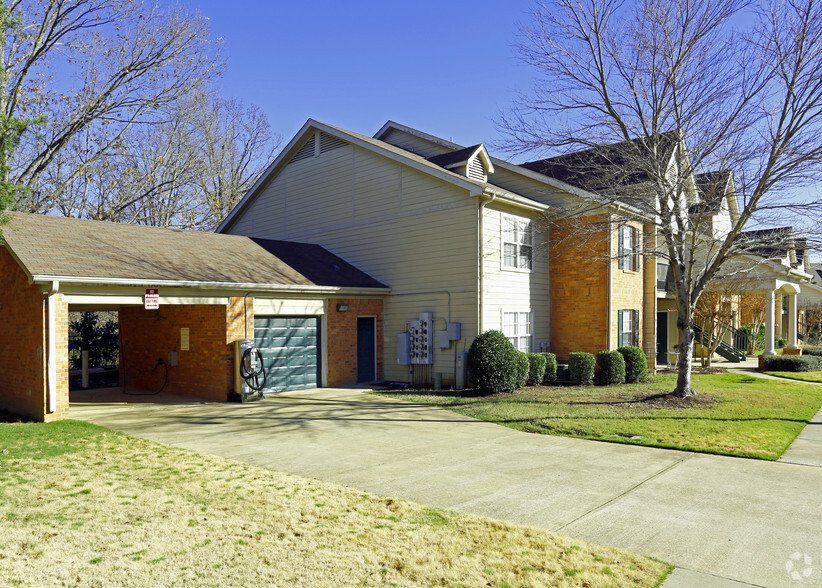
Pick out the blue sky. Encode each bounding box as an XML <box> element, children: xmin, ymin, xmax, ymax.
<box><xmin>187</xmin><ymin>0</ymin><xmax>535</xmax><ymax>150</ymax></box>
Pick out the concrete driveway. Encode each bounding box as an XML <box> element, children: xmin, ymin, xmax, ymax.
<box><xmin>71</xmin><ymin>388</ymin><xmax>822</xmax><ymax>588</ymax></box>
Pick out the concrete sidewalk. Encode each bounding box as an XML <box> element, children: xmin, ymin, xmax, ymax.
<box><xmin>71</xmin><ymin>388</ymin><xmax>822</xmax><ymax>588</ymax></box>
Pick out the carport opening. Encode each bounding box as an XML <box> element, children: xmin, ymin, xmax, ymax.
<box><xmin>68</xmin><ymin>310</ymin><xmax>120</xmax><ymax>391</ymax></box>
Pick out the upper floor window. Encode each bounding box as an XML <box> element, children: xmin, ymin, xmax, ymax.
<box><xmin>618</xmin><ymin>224</ymin><xmax>640</xmax><ymax>271</ymax></box>
<box><xmin>502</xmin><ymin>215</ymin><xmax>533</xmax><ymax>271</ymax></box>
<box><xmin>503</xmin><ymin>310</ymin><xmax>532</xmax><ymax>352</ymax></box>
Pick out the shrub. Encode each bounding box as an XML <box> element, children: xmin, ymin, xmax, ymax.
<box><xmin>568</xmin><ymin>352</ymin><xmax>596</xmax><ymax>385</ymax></box>
<box><xmin>594</xmin><ymin>350</ymin><xmax>626</xmax><ymax>385</ymax></box>
<box><xmin>515</xmin><ymin>351</ymin><xmax>530</xmax><ymax>389</ymax></box>
<box><xmin>762</xmin><ymin>355</ymin><xmax>822</xmax><ymax>372</ymax></box>
<box><xmin>467</xmin><ymin>330</ymin><xmax>519</xmax><ymax>394</ymax></box>
<box><xmin>776</xmin><ymin>337</ymin><xmax>787</xmax><ymax>349</ymax></box>
<box><xmin>802</xmin><ymin>346</ymin><xmax>822</xmax><ymax>357</ymax></box>
<box><xmin>526</xmin><ymin>353</ymin><xmax>547</xmax><ymax>386</ymax></box>
<box><xmin>617</xmin><ymin>346</ymin><xmax>647</xmax><ymax>383</ymax></box>
<box><xmin>542</xmin><ymin>353</ymin><xmax>558</xmax><ymax>383</ymax></box>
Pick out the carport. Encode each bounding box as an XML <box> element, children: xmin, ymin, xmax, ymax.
<box><xmin>0</xmin><ymin>213</ymin><xmax>388</xmax><ymax>421</ymax></box>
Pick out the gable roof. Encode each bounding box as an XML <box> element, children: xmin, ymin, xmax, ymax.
<box><xmin>688</xmin><ymin>170</ymin><xmax>732</xmax><ymax>215</ymax></box>
<box><xmin>426</xmin><ymin>144</ymin><xmax>494</xmax><ymax>173</ymax></box>
<box><xmin>519</xmin><ymin>131</ymin><xmax>681</xmax><ymax>192</ymax></box>
<box><xmin>218</xmin><ymin>119</ymin><xmax>549</xmax><ymax>233</ymax></box>
<box><xmin>4</xmin><ymin>213</ymin><xmax>388</xmax><ymax>291</ymax></box>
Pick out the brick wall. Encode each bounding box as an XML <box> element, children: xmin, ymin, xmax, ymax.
<box><xmin>119</xmin><ymin>304</ymin><xmax>231</xmax><ymax>401</ymax></box>
<box><xmin>226</xmin><ymin>296</ymin><xmax>254</xmax><ymax>394</ymax></box>
<box><xmin>326</xmin><ymin>298</ymin><xmax>383</xmax><ymax>386</ymax></box>
<box><xmin>610</xmin><ymin>217</ymin><xmax>646</xmax><ymax>351</ymax></box>
<box><xmin>549</xmin><ymin>215</ymin><xmax>610</xmax><ymax>361</ymax></box>
<box><xmin>0</xmin><ymin>247</ymin><xmax>50</xmax><ymax>420</ymax></box>
<box><xmin>50</xmin><ymin>292</ymin><xmax>70</xmax><ymax>421</ymax></box>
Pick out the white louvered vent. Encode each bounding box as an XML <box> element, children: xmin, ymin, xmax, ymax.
<box><xmin>319</xmin><ymin>132</ymin><xmax>347</xmax><ymax>153</ymax></box>
<box><xmin>289</xmin><ymin>135</ymin><xmax>316</xmax><ymax>164</ymax></box>
<box><xmin>467</xmin><ymin>156</ymin><xmax>487</xmax><ymax>182</ymax></box>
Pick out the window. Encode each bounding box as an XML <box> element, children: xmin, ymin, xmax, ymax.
<box><xmin>618</xmin><ymin>224</ymin><xmax>640</xmax><ymax>271</ymax></box>
<box><xmin>618</xmin><ymin>309</ymin><xmax>640</xmax><ymax>347</ymax></box>
<box><xmin>503</xmin><ymin>311</ymin><xmax>532</xmax><ymax>352</ymax></box>
<box><xmin>502</xmin><ymin>215</ymin><xmax>533</xmax><ymax>270</ymax></box>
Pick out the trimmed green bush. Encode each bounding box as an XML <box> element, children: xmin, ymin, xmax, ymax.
<box><xmin>617</xmin><ymin>346</ymin><xmax>647</xmax><ymax>383</ymax></box>
<box><xmin>568</xmin><ymin>352</ymin><xmax>596</xmax><ymax>385</ymax></box>
<box><xmin>527</xmin><ymin>353</ymin><xmax>547</xmax><ymax>386</ymax></box>
<box><xmin>515</xmin><ymin>351</ymin><xmax>530</xmax><ymax>389</ymax></box>
<box><xmin>762</xmin><ymin>355</ymin><xmax>822</xmax><ymax>372</ymax></box>
<box><xmin>467</xmin><ymin>330</ymin><xmax>519</xmax><ymax>394</ymax></box>
<box><xmin>802</xmin><ymin>346</ymin><xmax>822</xmax><ymax>357</ymax></box>
<box><xmin>594</xmin><ymin>350</ymin><xmax>626</xmax><ymax>385</ymax></box>
<box><xmin>542</xmin><ymin>353</ymin><xmax>558</xmax><ymax>383</ymax></box>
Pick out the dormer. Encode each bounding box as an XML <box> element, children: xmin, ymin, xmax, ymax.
<box><xmin>426</xmin><ymin>144</ymin><xmax>495</xmax><ymax>182</ymax></box>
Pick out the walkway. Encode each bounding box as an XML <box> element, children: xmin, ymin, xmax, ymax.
<box><xmin>71</xmin><ymin>387</ymin><xmax>822</xmax><ymax>588</ymax></box>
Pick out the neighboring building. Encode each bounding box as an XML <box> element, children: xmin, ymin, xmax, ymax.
<box><xmin>219</xmin><ymin>119</ymin><xmax>810</xmax><ymax>385</ymax></box>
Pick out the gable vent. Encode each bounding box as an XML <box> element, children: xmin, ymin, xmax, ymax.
<box><xmin>319</xmin><ymin>132</ymin><xmax>347</xmax><ymax>153</ymax></box>
<box><xmin>289</xmin><ymin>135</ymin><xmax>317</xmax><ymax>164</ymax></box>
<box><xmin>467</xmin><ymin>156</ymin><xmax>487</xmax><ymax>182</ymax></box>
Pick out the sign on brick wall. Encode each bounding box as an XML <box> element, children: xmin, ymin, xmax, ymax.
<box><xmin>144</xmin><ymin>288</ymin><xmax>159</xmax><ymax>310</ymax></box>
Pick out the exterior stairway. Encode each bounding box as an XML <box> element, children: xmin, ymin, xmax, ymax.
<box><xmin>693</xmin><ymin>324</ymin><xmax>748</xmax><ymax>363</ymax></box>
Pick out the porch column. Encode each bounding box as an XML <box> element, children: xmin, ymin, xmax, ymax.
<box><xmin>787</xmin><ymin>292</ymin><xmax>799</xmax><ymax>349</ymax></box>
<box><xmin>764</xmin><ymin>290</ymin><xmax>777</xmax><ymax>356</ymax></box>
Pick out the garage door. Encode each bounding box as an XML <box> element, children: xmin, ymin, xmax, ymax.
<box><xmin>254</xmin><ymin>316</ymin><xmax>320</xmax><ymax>393</ymax></box>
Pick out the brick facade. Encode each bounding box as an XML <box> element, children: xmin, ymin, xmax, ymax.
<box><xmin>550</xmin><ymin>215</ymin><xmax>610</xmax><ymax>361</ymax></box>
<box><xmin>610</xmin><ymin>217</ymin><xmax>646</xmax><ymax>352</ymax></box>
<box><xmin>326</xmin><ymin>298</ymin><xmax>383</xmax><ymax>386</ymax></box>
<box><xmin>119</xmin><ymin>304</ymin><xmax>233</xmax><ymax>401</ymax></box>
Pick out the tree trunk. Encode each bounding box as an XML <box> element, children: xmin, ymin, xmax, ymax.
<box><xmin>674</xmin><ymin>307</ymin><xmax>697</xmax><ymax>398</ymax></box>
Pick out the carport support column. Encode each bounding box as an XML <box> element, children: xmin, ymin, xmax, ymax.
<box><xmin>764</xmin><ymin>289</ymin><xmax>777</xmax><ymax>356</ymax></box>
<box><xmin>787</xmin><ymin>292</ymin><xmax>799</xmax><ymax>349</ymax></box>
<box><xmin>46</xmin><ymin>281</ymin><xmax>59</xmax><ymax>413</ymax></box>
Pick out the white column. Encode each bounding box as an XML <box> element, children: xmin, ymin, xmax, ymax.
<box><xmin>764</xmin><ymin>290</ymin><xmax>777</xmax><ymax>356</ymax></box>
<box><xmin>788</xmin><ymin>292</ymin><xmax>799</xmax><ymax>349</ymax></box>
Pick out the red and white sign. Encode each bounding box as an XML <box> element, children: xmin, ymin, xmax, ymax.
<box><xmin>144</xmin><ymin>288</ymin><xmax>160</xmax><ymax>310</ymax></box>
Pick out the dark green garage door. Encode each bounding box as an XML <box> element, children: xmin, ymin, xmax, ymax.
<box><xmin>254</xmin><ymin>316</ymin><xmax>320</xmax><ymax>393</ymax></box>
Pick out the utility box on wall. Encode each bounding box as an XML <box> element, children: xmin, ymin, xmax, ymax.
<box><xmin>397</xmin><ymin>333</ymin><xmax>411</xmax><ymax>365</ymax></box>
<box><xmin>456</xmin><ymin>351</ymin><xmax>469</xmax><ymax>389</ymax></box>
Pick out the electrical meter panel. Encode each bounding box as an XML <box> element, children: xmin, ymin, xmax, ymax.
<box><xmin>410</xmin><ymin>311</ymin><xmax>433</xmax><ymax>364</ymax></box>
<box><xmin>397</xmin><ymin>332</ymin><xmax>411</xmax><ymax>365</ymax></box>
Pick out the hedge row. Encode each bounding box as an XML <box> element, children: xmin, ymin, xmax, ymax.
<box><xmin>467</xmin><ymin>331</ymin><xmax>647</xmax><ymax>393</ymax></box>
<box><xmin>762</xmin><ymin>355</ymin><xmax>822</xmax><ymax>372</ymax></box>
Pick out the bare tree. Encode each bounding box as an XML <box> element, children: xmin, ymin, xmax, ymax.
<box><xmin>0</xmin><ymin>0</ymin><xmax>220</xmax><ymax>215</ymax></box>
<box><xmin>500</xmin><ymin>0</ymin><xmax>822</xmax><ymax>397</ymax></box>
<box><xmin>47</xmin><ymin>90</ymin><xmax>280</xmax><ymax>229</ymax></box>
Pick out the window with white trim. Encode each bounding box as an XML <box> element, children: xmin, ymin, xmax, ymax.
<box><xmin>502</xmin><ymin>215</ymin><xmax>533</xmax><ymax>270</ymax></box>
<box><xmin>618</xmin><ymin>224</ymin><xmax>640</xmax><ymax>271</ymax></box>
<box><xmin>503</xmin><ymin>311</ymin><xmax>532</xmax><ymax>352</ymax></box>
<box><xmin>618</xmin><ymin>309</ymin><xmax>640</xmax><ymax>347</ymax></box>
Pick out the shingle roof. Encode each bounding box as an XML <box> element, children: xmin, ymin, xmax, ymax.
<box><xmin>688</xmin><ymin>170</ymin><xmax>732</xmax><ymax>215</ymax></box>
<box><xmin>3</xmin><ymin>212</ymin><xmax>388</xmax><ymax>290</ymax></box>
<box><xmin>737</xmin><ymin>227</ymin><xmax>796</xmax><ymax>260</ymax></box>
<box><xmin>519</xmin><ymin>131</ymin><xmax>680</xmax><ymax>192</ymax></box>
<box><xmin>426</xmin><ymin>145</ymin><xmax>483</xmax><ymax>168</ymax></box>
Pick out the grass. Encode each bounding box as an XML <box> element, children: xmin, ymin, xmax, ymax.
<box><xmin>764</xmin><ymin>370</ymin><xmax>822</xmax><ymax>383</ymax></box>
<box><xmin>0</xmin><ymin>420</ymin><xmax>669</xmax><ymax>587</ymax></box>
<box><xmin>374</xmin><ymin>373</ymin><xmax>822</xmax><ymax>460</ymax></box>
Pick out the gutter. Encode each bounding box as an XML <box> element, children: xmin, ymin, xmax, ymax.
<box><xmin>31</xmin><ymin>276</ymin><xmax>391</xmax><ymax>296</ymax></box>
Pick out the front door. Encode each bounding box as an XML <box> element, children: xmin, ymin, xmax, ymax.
<box><xmin>357</xmin><ymin>317</ymin><xmax>376</xmax><ymax>382</ymax></box>
<box><xmin>656</xmin><ymin>312</ymin><xmax>668</xmax><ymax>364</ymax></box>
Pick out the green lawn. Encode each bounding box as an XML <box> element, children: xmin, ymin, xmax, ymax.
<box><xmin>0</xmin><ymin>420</ymin><xmax>670</xmax><ymax>587</ymax></box>
<box><xmin>374</xmin><ymin>373</ymin><xmax>822</xmax><ymax>460</ymax></box>
<box><xmin>764</xmin><ymin>370</ymin><xmax>822</xmax><ymax>383</ymax></box>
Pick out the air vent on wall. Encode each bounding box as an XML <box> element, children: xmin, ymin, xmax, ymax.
<box><xmin>467</xmin><ymin>155</ymin><xmax>487</xmax><ymax>182</ymax></box>
<box><xmin>288</xmin><ymin>135</ymin><xmax>316</xmax><ymax>164</ymax></box>
<box><xmin>319</xmin><ymin>132</ymin><xmax>347</xmax><ymax>153</ymax></box>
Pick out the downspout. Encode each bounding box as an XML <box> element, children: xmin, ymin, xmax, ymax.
<box><xmin>607</xmin><ymin>214</ymin><xmax>613</xmax><ymax>349</ymax></box>
<box><xmin>478</xmin><ymin>193</ymin><xmax>496</xmax><ymax>335</ymax></box>
<box><xmin>46</xmin><ymin>280</ymin><xmax>59</xmax><ymax>414</ymax></box>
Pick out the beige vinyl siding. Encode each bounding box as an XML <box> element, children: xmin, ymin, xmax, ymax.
<box><xmin>226</xmin><ymin>141</ymin><xmax>479</xmax><ymax>384</ymax></box>
<box><xmin>484</xmin><ymin>166</ymin><xmax>579</xmax><ymax>209</ymax></box>
<box><xmin>481</xmin><ymin>203</ymin><xmax>550</xmax><ymax>352</ymax></box>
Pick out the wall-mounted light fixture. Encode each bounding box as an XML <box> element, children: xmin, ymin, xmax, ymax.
<box><xmin>337</xmin><ymin>303</ymin><xmax>349</xmax><ymax>312</ymax></box>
